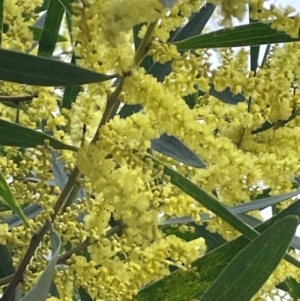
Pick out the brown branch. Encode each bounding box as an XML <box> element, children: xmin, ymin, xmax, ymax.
<box><xmin>0</xmin><ymin>225</ymin><xmax>122</xmax><ymax>287</ymax></box>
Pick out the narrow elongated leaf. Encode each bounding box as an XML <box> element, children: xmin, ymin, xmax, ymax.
<box><xmin>151</xmin><ymin>157</ymin><xmax>259</xmax><ymax>241</ymax></box>
<box><xmin>252</xmin><ymin>120</ymin><xmax>273</xmax><ymax>134</ymax></box>
<box><xmin>206</xmin><ymin>85</ymin><xmax>245</xmax><ymax>104</ymax></box>
<box><xmin>229</xmin><ymin>189</ymin><xmax>300</xmax><ymax>215</ymax></box>
<box><xmin>0</xmin><ymin>245</ymin><xmax>14</xmax><ymax>279</ymax></box>
<box><xmin>78</xmin><ymin>287</ymin><xmax>93</xmax><ymax>301</ymax></box>
<box><xmin>21</xmin><ymin>228</ymin><xmax>61</xmax><ymax>301</ymax></box>
<box><xmin>38</xmin><ymin>0</ymin><xmax>64</xmax><ymax>57</ymax></box>
<box><xmin>0</xmin><ymin>48</ymin><xmax>115</xmax><ymax>86</ymax></box>
<box><xmin>61</xmin><ymin>85</ymin><xmax>81</xmax><ymax>109</ymax></box>
<box><xmin>151</xmin><ymin>134</ymin><xmax>206</xmax><ymax>168</ymax></box>
<box><xmin>249</xmin><ymin>11</ymin><xmax>260</xmax><ymax>75</ymax></box>
<box><xmin>55</xmin><ymin>0</ymin><xmax>74</xmax><ymax>16</ymax></box>
<box><xmin>133</xmin><ymin>200</ymin><xmax>300</xmax><ymax>301</ymax></box>
<box><xmin>0</xmin><ymin>0</ymin><xmax>4</xmax><ymax>46</ymax></box>
<box><xmin>119</xmin><ymin>4</ymin><xmax>215</xmax><ymax>119</ymax></box>
<box><xmin>0</xmin><ymin>119</ymin><xmax>77</xmax><ymax>151</ymax></box>
<box><xmin>3</xmin><ymin>203</ymin><xmax>43</xmax><ymax>229</ymax></box>
<box><xmin>29</xmin><ymin>26</ymin><xmax>67</xmax><ymax>42</ymax></box>
<box><xmin>0</xmin><ymin>170</ymin><xmax>30</xmax><ymax>228</ymax></box>
<box><xmin>261</xmin><ymin>44</ymin><xmax>271</xmax><ymax>68</ymax></box>
<box><xmin>171</xmin><ymin>3</ymin><xmax>215</xmax><ymax>42</ymax></box>
<box><xmin>161</xmin><ymin>222</ymin><xmax>227</xmax><ymax>252</ymax></box>
<box><xmin>173</xmin><ymin>22</ymin><xmax>300</xmax><ymax>50</ymax></box>
<box><xmin>200</xmin><ymin>216</ymin><xmax>298</xmax><ymax>301</ymax></box>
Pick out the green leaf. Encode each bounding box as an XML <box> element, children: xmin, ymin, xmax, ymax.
<box><xmin>0</xmin><ymin>48</ymin><xmax>115</xmax><ymax>86</ymax></box>
<box><xmin>0</xmin><ymin>119</ymin><xmax>77</xmax><ymax>151</ymax></box>
<box><xmin>249</xmin><ymin>10</ymin><xmax>260</xmax><ymax>75</ymax></box>
<box><xmin>261</xmin><ymin>44</ymin><xmax>271</xmax><ymax>68</ymax></box>
<box><xmin>286</xmin><ymin>277</ymin><xmax>300</xmax><ymax>300</ymax></box>
<box><xmin>29</xmin><ymin>26</ymin><xmax>67</xmax><ymax>42</ymax></box>
<box><xmin>151</xmin><ymin>134</ymin><xmax>206</xmax><ymax>168</ymax></box>
<box><xmin>21</xmin><ymin>227</ymin><xmax>61</xmax><ymax>301</ymax></box>
<box><xmin>172</xmin><ymin>21</ymin><xmax>300</xmax><ymax>50</ymax></box>
<box><xmin>38</xmin><ymin>0</ymin><xmax>65</xmax><ymax>57</ymax></box>
<box><xmin>4</xmin><ymin>203</ymin><xmax>43</xmax><ymax>229</ymax></box>
<box><xmin>0</xmin><ymin>169</ymin><xmax>31</xmax><ymax>228</ymax></box>
<box><xmin>0</xmin><ymin>245</ymin><xmax>14</xmax><ymax>279</ymax></box>
<box><xmin>252</xmin><ymin>120</ymin><xmax>273</xmax><ymax>134</ymax></box>
<box><xmin>0</xmin><ymin>0</ymin><xmax>4</xmax><ymax>46</ymax></box>
<box><xmin>56</xmin><ymin>0</ymin><xmax>75</xmax><ymax>17</ymax></box>
<box><xmin>152</xmin><ymin>157</ymin><xmax>259</xmax><ymax>241</ymax></box>
<box><xmin>203</xmin><ymin>85</ymin><xmax>245</xmax><ymax>105</ymax></box>
<box><xmin>162</xmin><ymin>222</ymin><xmax>227</xmax><ymax>252</ymax></box>
<box><xmin>78</xmin><ymin>287</ymin><xmax>93</xmax><ymax>301</ymax></box>
<box><xmin>133</xmin><ymin>200</ymin><xmax>300</xmax><ymax>301</ymax></box>
<box><xmin>171</xmin><ymin>3</ymin><xmax>215</xmax><ymax>42</ymax></box>
<box><xmin>200</xmin><ymin>216</ymin><xmax>298</xmax><ymax>301</ymax></box>
<box><xmin>229</xmin><ymin>189</ymin><xmax>300</xmax><ymax>215</ymax></box>
<box><xmin>119</xmin><ymin>4</ymin><xmax>215</xmax><ymax>119</ymax></box>
<box><xmin>61</xmin><ymin>85</ymin><xmax>82</xmax><ymax>110</ymax></box>
<box><xmin>34</xmin><ymin>0</ymin><xmax>50</xmax><ymax>13</ymax></box>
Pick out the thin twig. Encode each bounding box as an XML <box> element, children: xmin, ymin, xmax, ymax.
<box><xmin>134</xmin><ymin>21</ymin><xmax>157</xmax><ymax>66</ymax></box>
<box><xmin>56</xmin><ymin>225</ymin><xmax>121</xmax><ymax>265</ymax></box>
<box><xmin>0</xmin><ymin>92</ymin><xmax>38</xmax><ymax>103</ymax></box>
<box><xmin>0</xmin><ymin>225</ymin><xmax>122</xmax><ymax>286</ymax></box>
<box><xmin>91</xmin><ymin>77</ymin><xmax>124</xmax><ymax>144</ymax></box>
<box><xmin>0</xmin><ymin>167</ymin><xmax>80</xmax><ymax>301</ymax></box>
<box><xmin>0</xmin><ymin>223</ymin><xmax>50</xmax><ymax>301</ymax></box>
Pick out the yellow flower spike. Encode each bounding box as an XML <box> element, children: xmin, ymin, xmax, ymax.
<box><xmin>0</xmin><ymin>169</ymin><xmax>32</xmax><ymax>229</ymax></box>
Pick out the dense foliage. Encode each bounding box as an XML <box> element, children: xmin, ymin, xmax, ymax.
<box><xmin>1</xmin><ymin>0</ymin><xmax>300</xmax><ymax>300</ymax></box>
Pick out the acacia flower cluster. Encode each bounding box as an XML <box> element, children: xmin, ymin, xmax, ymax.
<box><xmin>1</xmin><ymin>0</ymin><xmax>300</xmax><ymax>301</ymax></box>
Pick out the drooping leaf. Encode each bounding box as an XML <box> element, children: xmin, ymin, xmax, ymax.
<box><xmin>151</xmin><ymin>134</ymin><xmax>206</xmax><ymax>168</ymax></box>
<box><xmin>0</xmin><ymin>48</ymin><xmax>115</xmax><ymax>86</ymax></box>
<box><xmin>0</xmin><ymin>169</ymin><xmax>31</xmax><ymax>228</ymax></box>
<box><xmin>200</xmin><ymin>216</ymin><xmax>298</xmax><ymax>301</ymax></box>
<box><xmin>38</xmin><ymin>0</ymin><xmax>64</xmax><ymax>57</ymax></box>
<box><xmin>173</xmin><ymin>21</ymin><xmax>300</xmax><ymax>50</ymax></box>
<box><xmin>133</xmin><ymin>200</ymin><xmax>300</xmax><ymax>301</ymax></box>
<box><xmin>21</xmin><ymin>228</ymin><xmax>61</xmax><ymax>301</ymax></box>
<box><xmin>0</xmin><ymin>119</ymin><xmax>77</xmax><ymax>151</ymax></box>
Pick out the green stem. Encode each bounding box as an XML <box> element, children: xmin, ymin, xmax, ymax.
<box><xmin>134</xmin><ymin>21</ymin><xmax>157</xmax><ymax>66</ymax></box>
<box><xmin>91</xmin><ymin>77</ymin><xmax>124</xmax><ymax>144</ymax></box>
